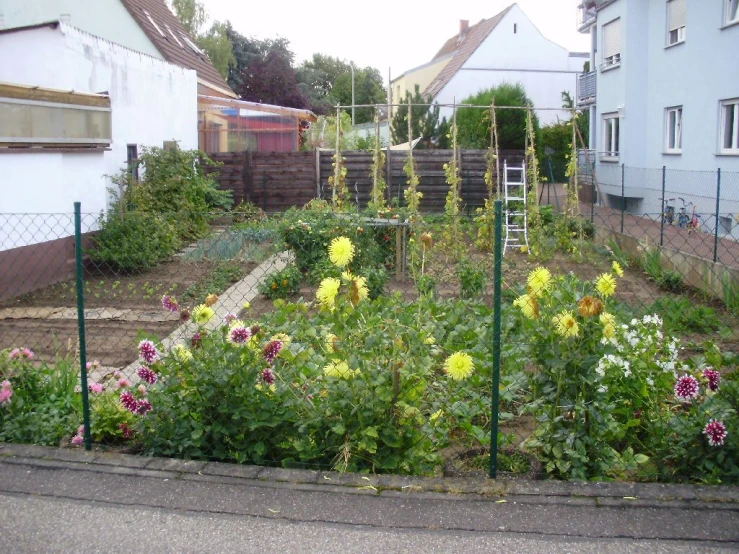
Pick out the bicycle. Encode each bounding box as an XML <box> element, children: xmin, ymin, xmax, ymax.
<box><xmin>660</xmin><ymin>196</ymin><xmax>675</xmax><ymax>226</ymax></box>
<box><xmin>676</xmin><ymin>197</ymin><xmax>691</xmax><ymax>228</ymax></box>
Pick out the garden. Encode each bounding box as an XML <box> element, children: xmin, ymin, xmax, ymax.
<box><xmin>2</xmin><ymin>123</ymin><xmax>738</xmax><ymax>484</ymax></box>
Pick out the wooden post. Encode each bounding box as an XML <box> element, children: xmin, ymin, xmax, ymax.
<box><xmin>315</xmin><ymin>147</ymin><xmax>321</xmax><ymax>199</ymax></box>
<box><xmin>395</xmin><ymin>223</ymin><xmax>402</xmax><ymax>280</ymax></box>
<box><xmin>244</xmin><ymin>150</ymin><xmax>253</xmax><ymax>204</ymax></box>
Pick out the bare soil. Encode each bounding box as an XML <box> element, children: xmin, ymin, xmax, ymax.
<box><xmin>0</xmin><ymin>257</ymin><xmax>256</xmax><ymax>367</ymax></box>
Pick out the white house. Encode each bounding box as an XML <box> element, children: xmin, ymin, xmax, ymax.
<box><xmin>576</xmin><ymin>0</ymin><xmax>739</xmax><ymax>232</ymax></box>
<box><xmin>0</xmin><ymin>21</ymin><xmax>197</xmax><ymax>215</ymax></box>
<box><xmin>0</xmin><ymin>0</ymin><xmax>237</xmax><ymax>100</ymax></box>
<box><xmin>392</xmin><ymin>4</ymin><xmax>588</xmax><ymax>126</ymax></box>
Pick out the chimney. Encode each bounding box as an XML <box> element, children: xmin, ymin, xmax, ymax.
<box><xmin>60</xmin><ymin>13</ymin><xmax>71</xmax><ymax>24</ymax></box>
<box><xmin>459</xmin><ymin>19</ymin><xmax>469</xmax><ymax>36</ymax></box>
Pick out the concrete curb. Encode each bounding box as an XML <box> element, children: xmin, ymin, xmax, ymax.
<box><xmin>2</xmin><ymin>443</ymin><xmax>737</xmax><ymax>508</ymax></box>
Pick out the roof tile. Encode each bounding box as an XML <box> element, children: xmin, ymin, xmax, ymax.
<box><xmin>119</xmin><ymin>0</ymin><xmax>234</xmax><ymax>96</ymax></box>
<box><xmin>424</xmin><ymin>5</ymin><xmax>514</xmax><ymax>100</ymax></box>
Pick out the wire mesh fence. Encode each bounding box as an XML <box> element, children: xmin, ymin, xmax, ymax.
<box><xmin>1</xmin><ymin>197</ymin><xmax>738</xmax><ymax>482</ymax></box>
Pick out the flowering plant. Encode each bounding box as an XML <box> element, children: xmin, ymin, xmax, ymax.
<box><xmin>0</xmin><ymin>348</ymin><xmax>81</xmax><ymax>446</ymax></box>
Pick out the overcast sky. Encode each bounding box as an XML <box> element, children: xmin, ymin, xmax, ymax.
<box><xmin>202</xmin><ymin>0</ymin><xmax>590</xmax><ymax>83</ymax></box>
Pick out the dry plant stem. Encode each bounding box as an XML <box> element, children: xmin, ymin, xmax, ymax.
<box><xmin>333</xmin><ymin>104</ymin><xmax>340</xmax><ymax>209</ymax></box>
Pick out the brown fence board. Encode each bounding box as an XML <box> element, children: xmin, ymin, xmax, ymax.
<box><xmin>206</xmin><ymin>149</ymin><xmax>523</xmax><ymax>212</ymax></box>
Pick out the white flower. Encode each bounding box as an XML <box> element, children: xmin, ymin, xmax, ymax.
<box><xmin>646</xmin><ymin>378</ymin><xmax>654</xmax><ymax>386</ymax></box>
<box><xmin>597</xmin><ymin>385</ymin><xmax>608</xmax><ymax>394</ymax></box>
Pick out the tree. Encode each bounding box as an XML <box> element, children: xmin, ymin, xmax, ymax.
<box><xmin>296</xmin><ymin>55</ymin><xmax>387</xmax><ymax>123</ymax></box>
<box><xmin>390</xmin><ymin>85</ymin><xmax>449</xmax><ymax>149</ymax></box>
<box><xmin>170</xmin><ymin>0</ymin><xmax>234</xmax><ymax>80</ymax></box>
<box><xmin>561</xmin><ymin>91</ymin><xmax>589</xmax><ymax>147</ymax></box>
<box><xmin>171</xmin><ymin>0</ymin><xmax>206</xmax><ymax>36</ymax></box>
<box><xmin>295</xmin><ymin>54</ymin><xmax>351</xmax><ymax>115</ymax></box>
<box><xmin>456</xmin><ymin>84</ymin><xmax>537</xmax><ymax>151</ymax></box>
<box><xmin>198</xmin><ymin>21</ymin><xmax>235</xmax><ymax>79</ymax></box>
<box><xmin>237</xmin><ymin>48</ymin><xmax>307</xmax><ymax>108</ymax></box>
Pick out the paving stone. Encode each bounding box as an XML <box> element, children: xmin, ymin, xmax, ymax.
<box><xmin>145</xmin><ymin>458</ymin><xmax>206</xmax><ymax>473</ymax></box>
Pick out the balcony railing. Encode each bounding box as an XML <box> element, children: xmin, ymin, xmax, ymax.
<box><xmin>577</xmin><ymin>1</ymin><xmax>598</xmax><ymax>32</ymax></box>
<box><xmin>577</xmin><ymin>71</ymin><xmax>596</xmax><ymax>107</ymax></box>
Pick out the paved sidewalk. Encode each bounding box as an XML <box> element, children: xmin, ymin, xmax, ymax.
<box><xmin>1</xmin><ymin>444</ymin><xmax>738</xmax><ymax>552</ymax></box>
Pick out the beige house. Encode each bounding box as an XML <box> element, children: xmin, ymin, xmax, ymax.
<box><xmin>390</xmin><ymin>54</ymin><xmax>454</xmax><ymax>116</ymax></box>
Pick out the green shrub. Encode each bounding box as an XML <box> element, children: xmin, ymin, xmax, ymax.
<box><xmin>361</xmin><ymin>266</ymin><xmax>389</xmax><ymax>300</ymax></box>
<box><xmin>457</xmin><ymin>262</ymin><xmax>486</xmax><ymax>299</ymax></box>
<box><xmin>280</xmin><ymin>211</ymin><xmax>393</xmax><ymax>275</ymax></box>
<box><xmin>88</xmin><ymin>212</ymin><xmax>181</xmax><ymax>272</ymax></box>
<box><xmin>0</xmin><ymin>349</ymin><xmax>81</xmax><ymax>446</ymax></box>
<box><xmin>258</xmin><ymin>265</ymin><xmax>301</xmax><ymax>299</ymax></box>
<box><xmin>126</xmin><ymin>145</ymin><xmax>232</xmax><ymax>239</ymax></box>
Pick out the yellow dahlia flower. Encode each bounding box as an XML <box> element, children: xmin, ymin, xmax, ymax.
<box><xmin>595</xmin><ymin>273</ymin><xmax>617</xmax><ymax>298</ymax></box>
<box><xmin>611</xmin><ymin>261</ymin><xmax>624</xmax><ymax>277</ymax></box>
<box><xmin>328</xmin><ymin>236</ymin><xmax>355</xmax><ymax>267</ymax></box>
<box><xmin>444</xmin><ymin>352</ymin><xmax>475</xmax><ymax>381</ymax></box>
<box><xmin>513</xmin><ymin>294</ymin><xmax>538</xmax><ymax>319</ymax></box>
<box><xmin>552</xmin><ymin>310</ymin><xmax>580</xmax><ymax>338</ymax></box>
<box><xmin>192</xmin><ymin>304</ymin><xmax>215</xmax><ymax>325</ymax></box>
<box><xmin>316</xmin><ymin>277</ymin><xmax>341</xmax><ymax>309</ymax></box>
<box><xmin>527</xmin><ymin>267</ymin><xmax>552</xmax><ymax>297</ymax></box>
<box><xmin>323</xmin><ymin>360</ymin><xmax>358</xmax><ymax>379</ymax></box>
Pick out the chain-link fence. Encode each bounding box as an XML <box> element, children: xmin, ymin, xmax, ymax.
<box><xmin>1</xmin><ymin>197</ymin><xmax>737</xmax><ymax>483</ymax></box>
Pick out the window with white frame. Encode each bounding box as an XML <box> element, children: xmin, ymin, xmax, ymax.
<box><xmin>725</xmin><ymin>0</ymin><xmax>739</xmax><ymax>25</ymax></box>
<box><xmin>720</xmin><ymin>99</ymin><xmax>739</xmax><ymax>153</ymax></box>
<box><xmin>602</xmin><ymin>113</ymin><xmax>620</xmax><ymax>158</ymax></box>
<box><xmin>666</xmin><ymin>0</ymin><xmax>686</xmax><ymax>45</ymax></box>
<box><xmin>665</xmin><ymin>107</ymin><xmax>682</xmax><ymax>152</ymax></box>
<box><xmin>602</xmin><ymin>19</ymin><xmax>621</xmax><ymax>68</ymax></box>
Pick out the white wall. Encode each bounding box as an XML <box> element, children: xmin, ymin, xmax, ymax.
<box><xmin>435</xmin><ymin>5</ymin><xmax>582</xmax><ymax>125</ymax></box>
<box><xmin>0</xmin><ymin>152</ymin><xmax>106</xmax><ymax>250</ymax></box>
<box><xmin>0</xmin><ymin>0</ymin><xmax>162</xmax><ymax>59</ymax></box>
<box><xmin>0</xmin><ymin>23</ymin><xmax>197</xmax><ymax>245</ymax></box>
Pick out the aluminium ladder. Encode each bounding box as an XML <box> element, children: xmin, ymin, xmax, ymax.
<box><xmin>503</xmin><ymin>160</ymin><xmax>529</xmax><ymax>254</ymax></box>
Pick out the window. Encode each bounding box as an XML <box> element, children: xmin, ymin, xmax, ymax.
<box><xmin>666</xmin><ymin>0</ymin><xmax>686</xmax><ymax>45</ymax></box>
<box><xmin>725</xmin><ymin>0</ymin><xmax>739</xmax><ymax>25</ymax></box>
<box><xmin>720</xmin><ymin>99</ymin><xmax>739</xmax><ymax>153</ymax></box>
<box><xmin>601</xmin><ymin>19</ymin><xmax>621</xmax><ymax>69</ymax></box>
<box><xmin>165</xmin><ymin>24</ymin><xmax>183</xmax><ymax>48</ymax></box>
<box><xmin>513</xmin><ymin>23</ymin><xmax>517</xmax><ymax>33</ymax></box>
<box><xmin>664</xmin><ymin>107</ymin><xmax>682</xmax><ymax>152</ymax></box>
<box><xmin>127</xmin><ymin>144</ymin><xmax>139</xmax><ymax>181</ymax></box>
<box><xmin>181</xmin><ymin>33</ymin><xmax>205</xmax><ymax>56</ymax></box>
<box><xmin>143</xmin><ymin>9</ymin><xmax>165</xmax><ymax>37</ymax></box>
<box><xmin>602</xmin><ymin>113</ymin><xmax>620</xmax><ymax>159</ymax></box>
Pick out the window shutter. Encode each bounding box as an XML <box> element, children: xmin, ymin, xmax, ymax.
<box><xmin>602</xmin><ymin>19</ymin><xmax>621</xmax><ymax>59</ymax></box>
<box><xmin>667</xmin><ymin>0</ymin><xmax>686</xmax><ymax>31</ymax></box>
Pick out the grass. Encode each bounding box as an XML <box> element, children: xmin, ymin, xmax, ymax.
<box><xmin>181</xmin><ymin>261</ymin><xmax>249</xmax><ymax>303</ymax></box>
<box><xmin>646</xmin><ymin>295</ymin><xmax>726</xmax><ymax>335</ymax></box>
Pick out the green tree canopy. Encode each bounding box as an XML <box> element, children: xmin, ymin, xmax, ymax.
<box><xmin>170</xmin><ymin>0</ymin><xmax>234</xmax><ymax>79</ymax></box>
<box><xmin>390</xmin><ymin>85</ymin><xmax>449</xmax><ymax>149</ymax></box>
<box><xmin>296</xmin><ymin>55</ymin><xmax>387</xmax><ymax>123</ymax></box>
<box><xmin>456</xmin><ymin>83</ymin><xmax>537</xmax><ymax>151</ymax></box>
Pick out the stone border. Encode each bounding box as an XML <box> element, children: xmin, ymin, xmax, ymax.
<box><xmin>119</xmin><ymin>251</ymin><xmax>292</xmax><ymax>376</ymax></box>
<box><xmin>2</xmin><ymin>443</ymin><xmax>737</xmax><ymax>507</ymax></box>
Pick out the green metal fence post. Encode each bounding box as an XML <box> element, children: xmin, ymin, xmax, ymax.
<box><xmin>714</xmin><ymin>168</ymin><xmax>721</xmax><ymax>263</ymax></box>
<box><xmin>659</xmin><ymin>165</ymin><xmax>666</xmax><ymax>247</ymax></box>
<box><xmin>620</xmin><ymin>163</ymin><xmax>625</xmax><ymax>234</ymax></box>
<box><xmin>489</xmin><ymin>199</ymin><xmax>503</xmax><ymax>479</ymax></box>
<box><xmin>74</xmin><ymin>202</ymin><xmax>92</xmax><ymax>451</ymax></box>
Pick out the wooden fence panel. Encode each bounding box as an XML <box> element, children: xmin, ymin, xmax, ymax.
<box><xmin>207</xmin><ymin>149</ymin><xmax>523</xmax><ymax>213</ymax></box>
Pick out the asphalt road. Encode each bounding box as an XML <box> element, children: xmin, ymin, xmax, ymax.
<box><xmin>1</xmin><ymin>458</ymin><xmax>738</xmax><ymax>553</ymax></box>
